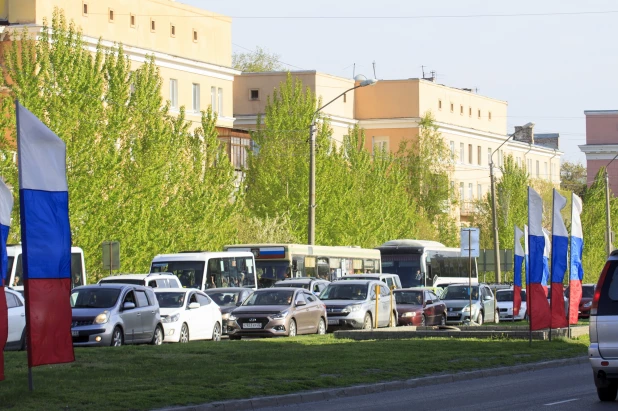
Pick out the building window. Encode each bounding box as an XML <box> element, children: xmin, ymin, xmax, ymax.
<box><xmin>169</xmin><ymin>79</ymin><xmax>178</xmax><ymax>109</ymax></box>
<box><xmin>438</xmin><ymin>99</ymin><xmax>442</xmax><ymax>110</ymax></box>
<box><xmin>250</xmin><ymin>89</ymin><xmax>259</xmax><ymax>100</ymax></box>
<box><xmin>489</xmin><ymin>112</ymin><xmax>492</xmax><ymax>121</ymax></box>
<box><xmin>460</xmin><ymin>182</ymin><xmax>465</xmax><ymax>203</ymax></box>
<box><xmin>150</xmin><ymin>19</ymin><xmax>156</xmax><ymax>32</ymax></box>
<box><xmin>82</xmin><ymin>2</ymin><xmax>88</xmax><ymax>16</ymax></box>
<box><xmin>488</xmin><ymin>148</ymin><xmax>492</xmax><ymax>165</ymax></box>
<box><xmin>477</xmin><ymin>146</ymin><xmax>482</xmax><ymax>165</ymax></box>
<box><xmin>108</xmin><ymin>9</ymin><xmax>114</xmax><ymax>22</ymax></box>
<box><xmin>193</xmin><ymin>30</ymin><xmax>198</xmax><ymax>42</ymax></box>
<box><xmin>130</xmin><ymin>14</ymin><xmax>136</xmax><ymax>27</ymax></box>
<box><xmin>192</xmin><ymin>83</ymin><xmax>200</xmax><ymax>113</ymax></box>
<box><xmin>477</xmin><ymin>184</ymin><xmax>482</xmax><ymax>200</ymax></box>
<box><xmin>211</xmin><ymin>86</ymin><xmax>216</xmax><ymax>112</ymax></box>
<box><xmin>373</xmin><ymin>137</ymin><xmax>390</xmax><ymax>153</ymax></box>
<box><xmin>450</xmin><ymin>141</ymin><xmax>455</xmax><ymax>160</ymax></box>
<box><xmin>170</xmin><ymin>24</ymin><xmax>176</xmax><ymax>37</ymax></box>
<box><xmin>536</xmin><ymin>160</ymin><xmax>540</xmax><ymax>177</ymax></box>
<box><xmin>459</xmin><ymin>143</ymin><xmax>464</xmax><ymax>164</ymax></box>
<box><xmin>468</xmin><ymin>183</ymin><xmax>473</xmax><ymax>200</ymax></box>
<box><xmin>218</xmin><ymin>88</ymin><xmax>223</xmax><ymax>115</ymax></box>
<box><xmin>478</xmin><ymin>109</ymin><xmax>481</xmax><ymax>119</ymax></box>
<box><xmin>450</xmin><ymin>103</ymin><xmax>454</xmax><ymax>113</ymax></box>
<box><xmin>468</xmin><ymin>144</ymin><xmax>473</xmax><ymax>164</ymax></box>
<box><xmin>460</xmin><ymin>105</ymin><xmax>464</xmax><ymax>115</ymax></box>
<box><xmin>469</xmin><ymin>107</ymin><xmax>472</xmax><ymax>117</ymax></box>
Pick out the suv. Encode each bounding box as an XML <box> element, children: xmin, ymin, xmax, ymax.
<box><xmin>274</xmin><ymin>277</ymin><xmax>329</xmax><ymax>296</ymax></box>
<box><xmin>441</xmin><ymin>283</ymin><xmax>500</xmax><ymax>325</ymax></box>
<box><xmin>319</xmin><ymin>280</ymin><xmax>397</xmax><ymax>330</ymax></box>
<box><xmin>589</xmin><ymin>251</ymin><xmax>618</xmax><ymax>401</ymax></box>
<box><xmin>338</xmin><ymin>273</ymin><xmax>402</xmax><ymax>290</ymax></box>
<box><xmin>98</xmin><ymin>273</ymin><xmax>181</xmax><ymax>288</ymax></box>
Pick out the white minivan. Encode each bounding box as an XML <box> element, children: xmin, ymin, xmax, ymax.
<box><xmin>150</xmin><ymin>251</ymin><xmax>257</xmax><ymax>291</ymax></box>
<box><xmin>6</xmin><ymin>244</ymin><xmax>87</xmax><ymax>292</ymax></box>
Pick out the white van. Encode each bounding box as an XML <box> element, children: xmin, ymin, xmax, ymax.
<box><xmin>338</xmin><ymin>273</ymin><xmax>403</xmax><ymax>290</ymax></box>
<box><xmin>150</xmin><ymin>251</ymin><xmax>257</xmax><ymax>291</ymax></box>
<box><xmin>7</xmin><ymin>244</ymin><xmax>87</xmax><ymax>292</ymax></box>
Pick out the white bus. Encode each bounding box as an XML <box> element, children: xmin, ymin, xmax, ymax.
<box><xmin>377</xmin><ymin>240</ymin><xmax>478</xmax><ymax>289</ymax></box>
<box><xmin>150</xmin><ymin>251</ymin><xmax>257</xmax><ymax>290</ymax></box>
<box><xmin>223</xmin><ymin>244</ymin><xmax>382</xmax><ymax>288</ymax></box>
<box><xmin>6</xmin><ymin>244</ymin><xmax>87</xmax><ymax>292</ymax></box>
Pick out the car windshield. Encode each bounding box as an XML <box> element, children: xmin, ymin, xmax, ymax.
<box><xmin>71</xmin><ymin>288</ymin><xmax>121</xmax><ymax>309</ymax></box>
<box><xmin>205</xmin><ymin>290</ymin><xmax>243</xmax><ymax>307</ymax></box>
<box><xmin>395</xmin><ymin>291</ymin><xmax>423</xmax><ymax>305</ymax></box>
<box><xmin>99</xmin><ymin>279</ymin><xmax>145</xmax><ymax>285</ymax></box>
<box><xmin>496</xmin><ymin>291</ymin><xmax>514</xmax><ymax>302</ymax></box>
<box><xmin>155</xmin><ymin>292</ymin><xmax>186</xmax><ymax>308</ymax></box>
<box><xmin>275</xmin><ymin>282</ymin><xmax>310</xmax><ymax>290</ymax></box>
<box><xmin>243</xmin><ymin>290</ymin><xmax>294</xmax><ymax>306</ymax></box>
<box><xmin>582</xmin><ymin>286</ymin><xmax>595</xmax><ymax>298</ymax></box>
<box><xmin>442</xmin><ymin>286</ymin><xmax>479</xmax><ymax>301</ymax></box>
<box><xmin>319</xmin><ymin>284</ymin><xmax>368</xmax><ymax>301</ymax></box>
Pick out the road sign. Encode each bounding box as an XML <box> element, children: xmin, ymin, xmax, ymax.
<box><xmin>461</xmin><ymin>228</ymin><xmax>480</xmax><ymax>258</ymax></box>
<box><xmin>102</xmin><ymin>241</ymin><xmax>120</xmax><ymax>271</ymax></box>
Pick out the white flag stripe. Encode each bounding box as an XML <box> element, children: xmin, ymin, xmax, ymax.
<box><xmin>16</xmin><ymin>103</ymin><xmax>68</xmax><ymax>192</ymax></box>
<box><xmin>524</xmin><ymin>224</ymin><xmax>529</xmax><ymax>255</ymax></box>
<box><xmin>543</xmin><ymin>228</ymin><xmax>551</xmax><ymax>258</ymax></box>
<box><xmin>528</xmin><ymin>187</ymin><xmax>543</xmax><ymax>236</ymax></box>
<box><xmin>571</xmin><ymin>194</ymin><xmax>583</xmax><ymax>239</ymax></box>
<box><xmin>0</xmin><ymin>180</ymin><xmax>13</xmax><ymax>227</ymax></box>
<box><xmin>552</xmin><ymin>189</ymin><xmax>568</xmax><ymax>237</ymax></box>
<box><xmin>515</xmin><ymin>226</ymin><xmax>524</xmax><ymax>257</ymax></box>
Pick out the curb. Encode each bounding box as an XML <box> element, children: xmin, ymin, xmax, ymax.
<box><xmin>155</xmin><ymin>356</ymin><xmax>588</xmax><ymax>411</ymax></box>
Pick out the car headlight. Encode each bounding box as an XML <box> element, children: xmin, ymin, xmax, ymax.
<box><xmin>162</xmin><ymin>313</ymin><xmax>180</xmax><ymax>323</ymax></box>
<box><xmin>461</xmin><ymin>306</ymin><xmax>471</xmax><ymax>312</ymax></box>
<box><xmin>222</xmin><ymin>313</ymin><xmax>230</xmax><ymax>320</ymax></box>
<box><xmin>228</xmin><ymin>314</ymin><xmax>237</xmax><ymax>322</ymax></box>
<box><xmin>401</xmin><ymin>312</ymin><xmax>417</xmax><ymax>318</ymax></box>
<box><xmin>342</xmin><ymin>304</ymin><xmax>362</xmax><ymax>313</ymax></box>
<box><xmin>583</xmin><ymin>301</ymin><xmax>592</xmax><ymax>308</ymax></box>
<box><xmin>271</xmin><ymin>310</ymin><xmax>289</xmax><ymax>319</ymax></box>
<box><xmin>93</xmin><ymin>311</ymin><xmax>109</xmax><ymax>325</ymax></box>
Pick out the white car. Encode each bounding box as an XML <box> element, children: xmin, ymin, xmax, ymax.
<box><xmin>495</xmin><ymin>288</ymin><xmax>527</xmax><ymax>321</ymax></box>
<box><xmin>5</xmin><ymin>288</ymin><xmax>26</xmax><ymax>350</ymax></box>
<box><xmin>154</xmin><ymin>288</ymin><xmax>222</xmax><ymax>343</ymax></box>
<box><xmin>99</xmin><ymin>273</ymin><xmax>182</xmax><ymax>288</ymax></box>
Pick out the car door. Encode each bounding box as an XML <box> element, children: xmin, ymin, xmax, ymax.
<box><xmin>381</xmin><ymin>286</ymin><xmax>393</xmax><ymax>326</ymax></box>
<box><xmin>482</xmin><ymin>287</ymin><xmax>495</xmax><ymax>322</ymax></box>
<box><xmin>293</xmin><ymin>292</ymin><xmax>311</xmax><ymax>334</ymax></box>
<box><xmin>135</xmin><ymin>289</ymin><xmax>155</xmax><ymax>342</ymax></box>
<box><xmin>119</xmin><ymin>290</ymin><xmax>141</xmax><ymax>343</ymax></box>
<box><xmin>303</xmin><ymin>292</ymin><xmax>321</xmax><ymax>332</ymax></box>
<box><xmin>196</xmin><ymin>292</ymin><xmax>216</xmax><ymax>339</ymax></box>
<box><xmin>431</xmin><ymin>291</ymin><xmax>445</xmax><ymax>324</ymax></box>
<box><xmin>6</xmin><ymin>291</ymin><xmax>25</xmax><ymax>345</ymax></box>
<box><xmin>186</xmin><ymin>292</ymin><xmax>205</xmax><ymax>340</ymax></box>
<box><xmin>423</xmin><ymin>291</ymin><xmax>436</xmax><ymax>324</ymax></box>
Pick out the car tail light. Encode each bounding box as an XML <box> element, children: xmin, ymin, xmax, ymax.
<box><xmin>591</xmin><ymin>263</ymin><xmax>610</xmax><ymax>316</ymax></box>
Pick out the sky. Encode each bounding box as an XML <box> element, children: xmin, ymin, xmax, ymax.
<box><xmin>180</xmin><ymin>0</ymin><xmax>618</xmax><ymax>164</ymax></box>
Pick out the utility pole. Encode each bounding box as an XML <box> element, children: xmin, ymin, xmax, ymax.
<box><xmin>606</xmin><ymin>168</ymin><xmax>612</xmax><ymax>257</ymax></box>
<box><xmin>308</xmin><ymin>123</ymin><xmax>316</xmax><ymax>245</ymax></box>
<box><xmin>489</xmin><ymin>161</ymin><xmax>501</xmax><ymax>283</ymax></box>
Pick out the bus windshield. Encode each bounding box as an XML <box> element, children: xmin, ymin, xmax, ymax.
<box><xmin>151</xmin><ymin>261</ymin><xmax>205</xmax><ymax>289</ymax></box>
<box><xmin>380</xmin><ymin>255</ymin><xmax>422</xmax><ymax>288</ymax></box>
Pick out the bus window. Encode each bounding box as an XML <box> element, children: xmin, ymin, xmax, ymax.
<box><xmin>305</xmin><ymin>256</ymin><xmax>316</xmax><ymax>278</ymax></box>
<box><xmin>353</xmin><ymin>259</ymin><xmax>363</xmax><ymax>274</ymax></box>
<box><xmin>152</xmin><ymin>261</ymin><xmax>205</xmax><ymax>289</ymax></box>
<box><xmin>317</xmin><ymin>258</ymin><xmax>329</xmax><ymax>280</ymax></box>
<box><xmin>71</xmin><ymin>253</ymin><xmax>84</xmax><ymax>288</ymax></box>
<box><xmin>292</xmin><ymin>257</ymin><xmax>304</xmax><ymax>278</ymax></box>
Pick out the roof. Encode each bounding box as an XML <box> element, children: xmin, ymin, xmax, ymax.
<box><xmin>152</xmin><ymin>251</ymin><xmax>254</xmax><ymax>261</ymax></box>
<box><xmin>74</xmin><ymin>283</ymin><xmax>139</xmax><ymax>290</ymax></box>
<box><xmin>153</xmin><ymin>288</ymin><xmax>198</xmax><ymax>293</ymax></box>
<box><xmin>378</xmin><ymin>239</ymin><xmax>446</xmax><ymax>249</ymax></box>
<box><xmin>100</xmin><ymin>274</ymin><xmax>151</xmax><ymax>280</ymax></box>
<box><xmin>204</xmin><ymin>287</ymin><xmax>253</xmax><ymax>293</ymax></box>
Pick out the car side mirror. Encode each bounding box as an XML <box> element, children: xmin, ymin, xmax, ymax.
<box><xmin>296</xmin><ymin>300</ymin><xmax>307</xmax><ymax>307</ymax></box>
<box><xmin>188</xmin><ymin>302</ymin><xmax>200</xmax><ymax>310</ymax></box>
<box><xmin>123</xmin><ymin>302</ymin><xmax>136</xmax><ymax>310</ymax></box>
<box><xmin>236</xmin><ymin>301</ymin><xmax>243</xmax><ymax>306</ymax></box>
<box><xmin>425</xmin><ymin>300</ymin><xmax>433</xmax><ymax>305</ymax></box>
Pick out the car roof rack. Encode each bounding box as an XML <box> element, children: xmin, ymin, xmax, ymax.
<box><xmin>178</xmin><ymin>250</ymin><xmax>206</xmax><ymax>253</ymax></box>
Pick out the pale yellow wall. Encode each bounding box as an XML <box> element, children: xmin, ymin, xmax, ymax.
<box><xmin>9</xmin><ymin>0</ymin><xmax>232</xmax><ymax>67</ymax></box>
<box><xmin>314</xmin><ymin>74</ymin><xmax>355</xmax><ymax>119</ymax></box>
<box><xmin>0</xmin><ymin>0</ymin><xmax>8</xmax><ymax>20</ymax></box>
<box><xmin>355</xmin><ymin>80</ymin><xmax>420</xmax><ymax>119</ymax></box>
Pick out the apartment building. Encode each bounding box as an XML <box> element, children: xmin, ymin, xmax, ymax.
<box><xmin>580</xmin><ymin>110</ymin><xmax>618</xmax><ymax>193</ymax></box>
<box><xmin>235</xmin><ymin>72</ymin><xmax>562</xmax><ymax>223</ymax></box>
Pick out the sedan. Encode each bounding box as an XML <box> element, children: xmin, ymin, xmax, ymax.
<box><xmin>495</xmin><ymin>289</ymin><xmax>527</xmax><ymax>321</ymax></box>
<box><xmin>564</xmin><ymin>284</ymin><xmax>595</xmax><ymax>318</ymax></box>
<box><xmin>204</xmin><ymin>287</ymin><xmax>253</xmax><ymax>334</ymax></box>
<box><xmin>227</xmin><ymin>288</ymin><xmax>327</xmax><ymax>339</ymax></box>
<box><xmin>394</xmin><ymin>288</ymin><xmax>446</xmax><ymax>326</ymax></box>
<box><xmin>155</xmin><ymin>288</ymin><xmax>222</xmax><ymax>343</ymax></box>
<box><xmin>4</xmin><ymin>288</ymin><xmax>25</xmax><ymax>350</ymax></box>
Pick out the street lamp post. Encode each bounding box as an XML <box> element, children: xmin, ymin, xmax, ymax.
<box><xmin>308</xmin><ymin>74</ymin><xmax>378</xmax><ymax>245</ymax></box>
<box><xmin>605</xmin><ymin>153</ymin><xmax>618</xmax><ymax>257</ymax></box>
<box><xmin>489</xmin><ymin>122</ymin><xmax>534</xmax><ymax>283</ymax></box>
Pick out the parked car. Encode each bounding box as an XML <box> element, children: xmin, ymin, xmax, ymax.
<box><xmin>394</xmin><ymin>288</ymin><xmax>446</xmax><ymax>326</ymax></box>
<box><xmin>441</xmin><ymin>283</ymin><xmax>500</xmax><ymax>325</ymax></box>
<box><xmin>204</xmin><ymin>287</ymin><xmax>253</xmax><ymax>335</ymax></box>
<box><xmin>564</xmin><ymin>284</ymin><xmax>596</xmax><ymax>318</ymax></box>
<box><xmin>70</xmin><ymin>284</ymin><xmax>164</xmax><ymax>347</ymax></box>
<box><xmin>98</xmin><ymin>272</ymin><xmax>182</xmax><ymax>288</ymax></box>
<box><xmin>589</xmin><ymin>251</ymin><xmax>618</xmax><ymax>401</ymax></box>
<box><xmin>227</xmin><ymin>288</ymin><xmax>327</xmax><ymax>339</ymax></box>
<box><xmin>495</xmin><ymin>288</ymin><xmax>527</xmax><ymax>321</ymax></box>
<box><xmin>274</xmin><ymin>277</ymin><xmax>330</xmax><ymax>296</ymax></box>
<box><xmin>338</xmin><ymin>273</ymin><xmax>403</xmax><ymax>290</ymax></box>
<box><xmin>154</xmin><ymin>288</ymin><xmax>222</xmax><ymax>343</ymax></box>
<box><xmin>319</xmin><ymin>280</ymin><xmax>397</xmax><ymax>330</ymax></box>
<box><xmin>4</xmin><ymin>288</ymin><xmax>25</xmax><ymax>350</ymax></box>
<box><xmin>546</xmin><ymin>285</ymin><xmax>569</xmax><ymax>316</ymax></box>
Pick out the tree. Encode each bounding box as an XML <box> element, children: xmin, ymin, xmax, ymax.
<box><xmin>232</xmin><ymin>46</ymin><xmax>283</xmax><ymax>72</ymax></box>
<box><xmin>561</xmin><ymin>160</ymin><xmax>587</xmax><ymax>198</ymax></box>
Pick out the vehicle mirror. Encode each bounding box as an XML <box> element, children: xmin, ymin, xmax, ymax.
<box><xmin>296</xmin><ymin>300</ymin><xmax>307</xmax><ymax>307</ymax></box>
<box><xmin>123</xmin><ymin>302</ymin><xmax>136</xmax><ymax>310</ymax></box>
<box><xmin>425</xmin><ymin>299</ymin><xmax>433</xmax><ymax>305</ymax></box>
<box><xmin>236</xmin><ymin>301</ymin><xmax>243</xmax><ymax>306</ymax></box>
<box><xmin>189</xmin><ymin>302</ymin><xmax>200</xmax><ymax>310</ymax></box>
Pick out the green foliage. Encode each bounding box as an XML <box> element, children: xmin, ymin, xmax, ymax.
<box><xmin>232</xmin><ymin>46</ymin><xmax>283</xmax><ymax>72</ymax></box>
<box><xmin>561</xmin><ymin>161</ymin><xmax>587</xmax><ymax>198</ymax></box>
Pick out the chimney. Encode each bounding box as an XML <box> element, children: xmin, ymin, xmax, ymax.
<box><xmin>512</xmin><ymin>122</ymin><xmax>535</xmax><ymax>145</ymax></box>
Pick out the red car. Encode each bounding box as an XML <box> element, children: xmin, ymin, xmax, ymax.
<box><xmin>394</xmin><ymin>288</ymin><xmax>446</xmax><ymax>326</ymax></box>
<box><xmin>564</xmin><ymin>284</ymin><xmax>596</xmax><ymax>318</ymax></box>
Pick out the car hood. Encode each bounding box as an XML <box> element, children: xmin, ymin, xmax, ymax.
<box><xmin>72</xmin><ymin>307</ymin><xmax>112</xmax><ymax>318</ymax></box>
<box><xmin>322</xmin><ymin>300</ymin><xmax>367</xmax><ymax>308</ymax></box>
<box><xmin>442</xmin><ymin>300</ymin><xmax>478</xmax><ymax>310</ymax></box>
<box><xmin>159</xmin><ymin>307</ymin><xmax>182</xmax><ymax>317</ymax></box>
<box><xmin>232</xmin><ymin>305</ymin><xmax>289</xmax><ymax>315</ymax></box>
<box><xmin>396</xmin><ymin>304</ymin><xmax>423</xmax><ymax>314</ymax></box>
<box><xmin>219</xmin><ymin>305</ymin><xmax>238</xmax><ymax>314</ymax></box>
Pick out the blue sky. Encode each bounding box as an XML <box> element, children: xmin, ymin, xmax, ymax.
<box><xmin>181</xmin><ymin>0</ymin><xmax>618</xmax><ymax>164</ymax></box>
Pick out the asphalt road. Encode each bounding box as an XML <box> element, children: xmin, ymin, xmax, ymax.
<box><xmin>255</xmin><ymin>363</ymin><xmax>615</xmax><ymax>411</ymax></box>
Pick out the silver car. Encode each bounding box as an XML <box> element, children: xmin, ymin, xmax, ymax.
<box><xmin>319</xmin><ymin>280</ymin><xmax>397</xmax><ymax>330</ymax></box>
<box><xmin>70</xmin><ymin>284</ymin><xmax>164</xmax><ymax>347</ymax></box>
<box><xmin>589</xmin><ymin>251</ymin><xmax>618</xmax><ymax>401</ymax></box>
<box><xmin>442</xmin><ymin>284</ymin><xmax>500</xmax><ymax>325</ymax></box>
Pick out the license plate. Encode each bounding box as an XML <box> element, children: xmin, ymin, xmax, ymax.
<box><xmin>242</xmin><ymin>323</ymin><xmax>262</xmax><ymax>329</ymax></box>
<box><xmin>328</xmin><ymin>319</ymin><xmax>339</xmax><ymax>325</ymax></box>
<box><xmin>71</xmin><ymin>330</ymin><xmax>79</xmax><ymax>337</ymax></box>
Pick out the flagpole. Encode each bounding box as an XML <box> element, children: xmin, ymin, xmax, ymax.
<box><xmin>567</xmin><ymin>193</ymin><xmax>573</xmax><ymax>338</ymax></box>
<box><xmin>549</xmin><ymin>189</ymin><xmax>555</xmax><ymax>342</ymax></box>
<box><xmin>528</xmin><ymin>189</ymin><xmax>532</xmax><ymax>346</ymax></box>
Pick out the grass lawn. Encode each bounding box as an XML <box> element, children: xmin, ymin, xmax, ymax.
<box><xmin>0</xmin><ymin>335</ymin><xmax>589</xmax><ymax>411</ymax></box>
<box><xmin>480</xmin><ymin>319</ymin><xmax>590</xmax><ymax>327</ymax></box>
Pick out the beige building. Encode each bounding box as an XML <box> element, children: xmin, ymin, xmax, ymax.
<box><xmin>234</xmin><ymin>72</ymin><xmax>562</xmax><ymax>223</ymax></box>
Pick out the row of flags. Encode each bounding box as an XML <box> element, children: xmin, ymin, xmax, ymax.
<box><xmin>512</xmin><ymin>187</ymin><xmax>584</xmax><ymax>331</ymax></box>
<box><xmin>0</xmin><ymin>102</ymin><xmax>74</xmax><ymax>381</ymax></box>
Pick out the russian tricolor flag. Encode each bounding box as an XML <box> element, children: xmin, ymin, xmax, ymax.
<box><xmin>569</xmin><ymin>193</ymin><xmax>584</xmax><ymax>325</ymax></box>
<box><xmin>524</xmin><ymin>224</ymin><xmax>529</xmax><ymax>311</ymax></box>
<box><xmin>513</xmin><ymin>226</ymin><xmax>524</xmax><ymax>316</ymax></box>
<box><xmin>528</xmin><ymin>187</ymin><xmax>550</xmax><ymax>330</ymax></box>
<box><xmin>16</xmin><ymin>102</ymin><xmax>74</xmax><ymax>367</ymax></box>
<box><xmin>0</xmin><ymin>179</ymin><xmax>13</xmax><ymax>381</ymax></box>
<box><xmin>542</xmin><ymin>228</ymin><xmax>551</xmax><ymax>296</ymax></box>
<box><xmin>550</xmin><ymin>189</ymin><xmax>568</xmax><ymax>329</ymax></box>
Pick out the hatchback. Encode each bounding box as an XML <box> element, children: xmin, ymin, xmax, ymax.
<box><xmin>442</xmin><ymin>284</ymin><xmax>500</xmax><ymax>325</ymax></box>
<box><xmin>495</xmin><ymin>288</ymin><xmax>527</xmax><ymax>321</ymax></box>
<box><xmin>70</xmin><ymin>284</ymin><xmax>164</xmax><ymax>347</ymax></box>
<box><xmin>227</xmin><ymin>288</ymin><xmax>327</xmax><ymax>339</ymax></box>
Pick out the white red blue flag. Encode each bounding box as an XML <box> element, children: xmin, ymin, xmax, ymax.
<box><xmin>0</xmin><ymin>179</ymin><xmax>13</xmax><ymax>381</ymax></box>
<box><xmin>528</xmin><ymin>187</ymin><xmax>550</xmax><ymax>330</ymax></box>
<box><xmin>550</xmin><ymin>189</ymin><xmax>568</xmax><ymax>328</ymax></box>
<box><xmin>569</xmin><ymin>193</ymin><xmax>584</xmax><ymax>325</ymax></box>
<box><xmin>513</xmin><ymin>226</ymin><xmax>524</xmax><ymax>316</ymax></box>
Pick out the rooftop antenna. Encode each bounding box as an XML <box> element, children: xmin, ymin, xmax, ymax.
<box><xmin>422</xmin><ymin>65</ymin><xmax>426</xmax><ymax>78</ymax></box>
<box><xmin>372</xmin><ymin>61</ymin><xmax>377</xmax><ymax>78</ymax></box>
<box><xmin>431</xmin><ymin>70</ymin><xmax>436</xmax><ymax>81</ymax></box>
<box><xmin>353</xmin><ymin>63</ymin><xmax>356</xmax><ymax>79</ymax></box>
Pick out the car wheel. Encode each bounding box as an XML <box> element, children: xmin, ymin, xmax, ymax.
<box><xmin>19</xmin><ymin>329</ymin><xmax>26</xmax><ymax>351</ymax></box>
<box><xmin>111</xmin><ymin>326</ymin><xmax>123</xmax><ymax>347</ymax></box>
<box><xmin>494</xmin><ymin>310</ymin><xmax>500</xmax><ymax>323</ymax></box>
<box><xmin>597</xmin><ymin>383</ymin><xmax>618</xmax><ymax>401</ymax></box>
<box><xmin>212</xmin><ymin>322</ymin><xmax>222</xmax><ymax>342</ymax></box>
<box><xmin>288</xmin><ymin>319</ymin><xmax>297</xmax><ymax>337</ymax></box>
<box><xmin>440</xmin><ymin>314</ymin><xmax>446</xmax><ymax>326</ymax></box>
<box><xmin>151</xmin><ymin>325</ymin><xmax>163</xmax><ymax>345</ymax></box>
<box><xmin>476</xmin><ymin>311</ymin><xmax>484</xmax><ymax>326</ymax></box>
<box><xmin>317</xmin><ymin>318</ymin><xmax>326</xmax><ymax>335</ymax></box>
<box><xmin>363</xmin><ymin>313</ymin><xmax>373</xmax><ymax>330</ymax></box>
<box><xmin>179</xmin><ymin>323</ymin><xmax>189</xmax><ymax>343</ymax></box>
<box><xmin>421</xmin><ymin>314</ymin><xmax>426</xmax><ymax>327</ymax></box>
<box><xmin>389</xmin><ymin>311</ymin><xmax>397</xmax><ymax>327</ymax></box>
<box><xmin>229</xmin><ymin>335</ymin><xmax>241</xmax><ymax>341</ymax></box>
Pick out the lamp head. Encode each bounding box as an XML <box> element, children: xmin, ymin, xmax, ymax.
<box><xmin>354</xmin><ymin>74</ymin><xmax>378</xmax><ymax>87</ymax></box>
